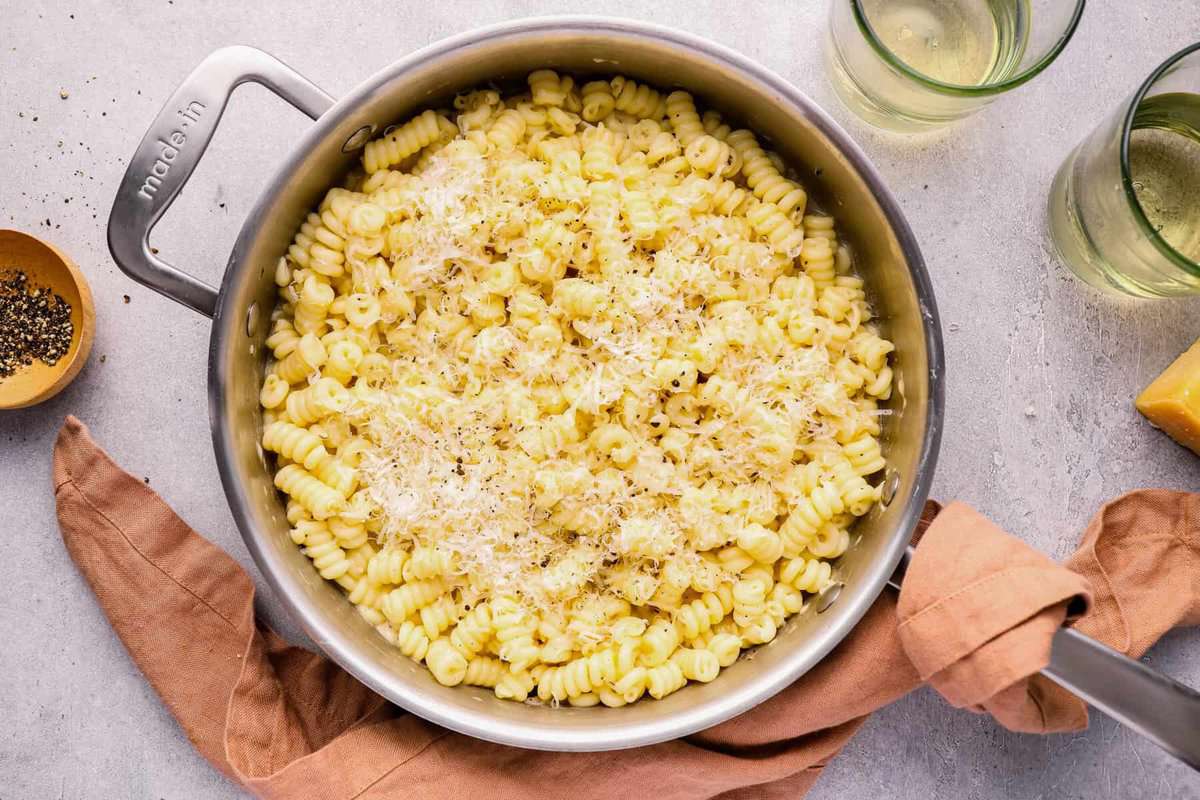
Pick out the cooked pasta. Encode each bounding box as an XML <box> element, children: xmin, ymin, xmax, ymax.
<box><xmin>261</xmin><ymin>71</ymin><xmax>895</xmax><ymax>707</ymax></box>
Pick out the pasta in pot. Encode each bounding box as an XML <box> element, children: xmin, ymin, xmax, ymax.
<box><xmin>260</xmin><ymin>70</ymin><xmax>895</xmax><ymax>706</ymax></box>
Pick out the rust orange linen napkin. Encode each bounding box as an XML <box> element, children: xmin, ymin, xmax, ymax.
<box><xmin>53</xmin><ymin>417</ymin><xmax>1200</xmax><ymax>799</ymax></box>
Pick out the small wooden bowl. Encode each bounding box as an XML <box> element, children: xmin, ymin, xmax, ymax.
<box><xmin>0</xmin><ymin>230</ymin><xmax>95</xmax><ymax>409</ymax></box>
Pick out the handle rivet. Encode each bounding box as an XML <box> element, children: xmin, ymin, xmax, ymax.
<box><xmin>245</xmin><ymin>301</ymin><xmax>259</xmax><ymax>337</ymax></box>
<box><xmin>342</xmin><ymin>125</ymin><xmax>376</xmax><ymax>153</ymax></box>
<box><xmin>880</xmin><ymin>468</ymin><xmax>901</xmax><ymax>507</ymax></box>
<box><xmin>815</xmin><ymin>582</ymin><xmax>844</xmax><ymax>614</ymax></box>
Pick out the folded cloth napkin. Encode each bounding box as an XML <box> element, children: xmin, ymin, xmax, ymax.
<box><xmin>53</xmin><ymin>417</ymin><xmax>1200</xmax><ymax>799</ymax></box>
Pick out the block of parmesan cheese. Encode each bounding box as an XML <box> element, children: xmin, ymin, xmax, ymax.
<box><xmin>1136</xmin><ymin>338</ymin><xmax>1200</xmax><ymax>456</ymax></box>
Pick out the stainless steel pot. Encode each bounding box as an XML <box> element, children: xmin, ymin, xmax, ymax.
<box><xmin>107</xmin><ymin>17</ymin><xmax>1200</xmax><ymax>762</ymax></box>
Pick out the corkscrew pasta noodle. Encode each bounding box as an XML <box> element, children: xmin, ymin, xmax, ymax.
<box><xmin>261</xmin><ymin>71</ymin><xmax>895</xmax><ymax>707</ymax></box>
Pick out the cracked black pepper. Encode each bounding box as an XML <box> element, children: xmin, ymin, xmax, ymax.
<box><xmin>0</xmin><ymin>271</ymin><xmax>74</xmax><ymax>379</ymax></box>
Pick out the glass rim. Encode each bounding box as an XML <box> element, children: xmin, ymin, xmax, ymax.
<box><xmin>1119</xmin><ymin>41</ymin><xmax>1200</xmax><ymax>277</ymax></box>
<box><xmin>849</xmin><ymin>0</ymin><xmax>1087</xmax><ymax>96</ymax></box>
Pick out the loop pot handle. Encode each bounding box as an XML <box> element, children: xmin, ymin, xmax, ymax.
<box><xmin>107</xmin><ymin>46</ymin><xmax>334</xmax><ymax>317</ymax></box>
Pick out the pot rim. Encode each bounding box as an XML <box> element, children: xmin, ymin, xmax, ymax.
<box><xmin>210</xmin><ymin>15</ymin><xmax>944</xmax><ymax>751</ymax></box>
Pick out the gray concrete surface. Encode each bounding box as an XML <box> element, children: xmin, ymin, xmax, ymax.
<box><xmin>2</xmin><ymin>1</ymin><xmax>1199</xmax><ymax>797</ymax></box>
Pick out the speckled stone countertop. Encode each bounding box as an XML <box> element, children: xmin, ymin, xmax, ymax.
<box><xmin>2</xmin><ymin>2</ymin><xmax>1198</xmax><ymax>797</ymax></box>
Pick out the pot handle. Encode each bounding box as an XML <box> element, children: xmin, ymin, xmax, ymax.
<box><xmin>888</xmin><ymin>546</ymin><xmax>1200</xmax><ymax>771</ymax></box>
<box><xmin>107</xmin><ymin>46</ymin><xmax>334</xmax><ymax>317</ymax></box>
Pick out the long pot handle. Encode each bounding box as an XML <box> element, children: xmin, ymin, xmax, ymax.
<box><xmin>888</xmin><ymin>546</ymin><xmax>1200</xmax><ymax>771</ymax></box>
<box><xmin>107</xmin><ymin>46</ymin><xmax>334</xmax><ymax>317</ymax></box>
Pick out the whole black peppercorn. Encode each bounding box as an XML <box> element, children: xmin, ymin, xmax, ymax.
<box><xmin>0</xmin><ymin>271</ymin><xmax>75</xmax><ymax>379</ymax></box>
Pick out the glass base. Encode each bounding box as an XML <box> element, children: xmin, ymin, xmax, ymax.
<box><xmin>823</xmin><ymin>30</ymin><xmax>970</xmax><ymax>133</ymax></box>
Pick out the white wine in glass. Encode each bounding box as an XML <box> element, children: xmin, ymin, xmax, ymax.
<box><xmin>1128</xmin><ymin>93</ymin><xmax>1200</xmax><ymax>264</ymax></box>
<box><xmin>856</xmin><ymin>0</ymin><xmax>1028</xmax><ymax>86</ymax></box>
